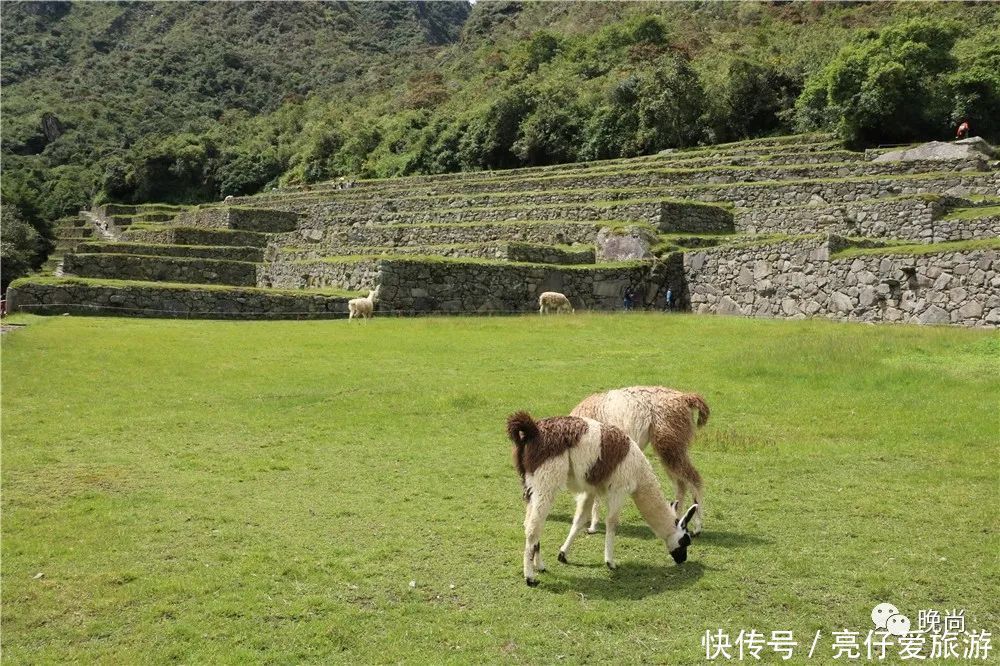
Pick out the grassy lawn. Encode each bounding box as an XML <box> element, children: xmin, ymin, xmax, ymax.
<box><xmin>2</xmin><ymin>314</ymin><xmax>997</xmax><ymax>664</ymax></box>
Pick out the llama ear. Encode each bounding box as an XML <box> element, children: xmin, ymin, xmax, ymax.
<box><xmin>679</xmin><ymin>505</ymin><xmax>698</xmax><ymax>530</ymax></box>
<box><xmin>670</xmin><ymin>500</ymin><xmax>680</xmax><ymax>512</ymax></box>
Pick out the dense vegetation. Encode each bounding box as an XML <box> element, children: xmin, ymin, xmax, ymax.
<box><xmin>2</xmin><ymin>1</ymin><xmax>999</xmax><ymax>282</ymax></box>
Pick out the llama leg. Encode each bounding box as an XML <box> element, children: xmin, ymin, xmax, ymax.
<box><xmin>522</xmin><ymin>503</ymin><xmax>537</xmax><ymax>584</ymax></box>
<box><xmin>587</xmin><ymin>497</ymin><xmax>601</xmax><ymax>534</ymax></box>
<box><xmin>673</xmin><ymin>477</ymin><xmax>688</xmax><ymax>517</ymax></box>
<box><xmin>534</xmin><ymin>534</ymin><xmax>547</xmax><ymax>573</ymax></box>
<box><xmin>679</xmin><ymin>458</ymin><xmax>705</xmax><ymax>534</ymax></box>
<box><xmin>603</xmin><ymin>493</ymin><xmax>625</xmax><ymax>570</ymax></box>
<box><xmin>523</xmin><ymin>491</ymin><xmax>555</xmax><ymax>586</ymax></box>
<box><xmin>559</xmin><ymin>493</ymin><xmax>595</xmax><ymax>563</ymax></box>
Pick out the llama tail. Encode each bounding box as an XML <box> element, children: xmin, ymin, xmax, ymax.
<box><xmin>506</xmin><ymin>411</ymin><xmax>539</xmax><ymax>446</ymax></box>
<box><xmin>508</xmin><ymin>411</ymin><xmax>540</xmax><ymax>495</ymax></box>
<box><xmin>683</xmin><ymin>393</ymin><xmax>710</xmax><ymax>427</ymax></box>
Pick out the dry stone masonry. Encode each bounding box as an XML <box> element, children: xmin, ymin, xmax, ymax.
<box><xmin>8</xmin><ymin>134</ymin><xmax>999</xmax><ymax>326</ymax></box>
<box><xmin>684</xmin><ymin>237</ymin><xmax>998</xmax><ymax>327</ymax></box>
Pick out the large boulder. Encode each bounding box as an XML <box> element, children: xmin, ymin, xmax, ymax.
<box><xmin>595</xmin><ymin>225</ymin><xmax>656</xmax><ymax>262</ymax></box>
<box><xmin>873</xmin><ymin>137</ymin><xmax>997</xmax><ymax>163</ymax></box>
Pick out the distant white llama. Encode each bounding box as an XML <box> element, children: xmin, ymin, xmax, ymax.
<box><xmin>538</xmin><ymin>291</ymin><xmax>574</xmax><ymax>314</ymax></box>
<box><xmin>348</xmin><ymin>286</ymin><xmax>380</xmax><ymax>321</ymax></box>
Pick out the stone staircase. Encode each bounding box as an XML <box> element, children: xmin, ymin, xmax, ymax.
<box><xmin>8</xmin><ymin>132</ymin><xmax>999</xmax><ymax>325</ymax></box>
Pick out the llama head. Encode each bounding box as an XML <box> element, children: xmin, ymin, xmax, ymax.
<box><xmin>667</xmin><ymin>504</ymin><xmax>698</xmax><ymax>564</ymax></box>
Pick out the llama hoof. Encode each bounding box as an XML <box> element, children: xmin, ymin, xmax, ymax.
<box><xmin>525</xmin><ymin>578</ymin><xmax>539</xmax><ymax>587</ymax></box>
<box><xmin>605</xmin><ymin>561</ymin><xmax>616</xmax><ymax>571</ymax></box>
<box><xmin>586</xmin><ymin>527</ymin><xmax>598</xmax><ymax>534</ymax></box>
<box><xmin>557</xmin><ymin>551</ymin><xmax>568</xmax><ymax>564</ymax></box>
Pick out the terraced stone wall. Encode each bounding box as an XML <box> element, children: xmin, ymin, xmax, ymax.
<box><xmin>376</xmin><ymin>259</ymin><xmax>657</xmax><ymax>313</ymax></box>
<box><xmin>174</xmin><ymin>207</ymin><xmax>299</xmax><ymax>232</ymax></box>
<box><xmin>293</xmin><ymin>200</ymin><xmax>664</xmax><ymax>228</ymax></box>
<box><xmin>684</xmin><ymin>239</ymin><xmax>998</xmax><ymax>326</ymax></box>
<box><xmin>259</xmin><ymin>173</ymin><xmax>1000</xmax><ymax>219</ymax></box>
<box><xmin>260</xmin><ymin>259</ymin><xmax>380</xmax><ymax>291</ymax></box>
<box><xmin>277</xmin><ymin>242</ymin><xmax>594</xmax><ymax>265</ymax></box>
<box><xmin>75</xmin><ymin>242</ymin><xmax>265</xmax><ymax>262</ymax></box>
<box><xmin>736</xmin><ymin>197</ymin><xmax>1000</xmax><ymax>242</ymax></box>
<box><xmin>274</xmin><ymin>159</ymin><xmax>993</xmax><ymax>202</ymax></box>
<box><xmin>659</xmin><ymin>201</ymin><xmax>734</xmax><ymax>233</ymax></box>
<box><xmin>346</xmin><ymin>221</ymin><xmax>607</xmax><ymax>247</ymax></box>
<box><xmin>264</xmin><ymin>242</ymin><xmax>595</xmax><ymax>290</ymax></box>
<box><xmin>123</xmin><ymin>227</ymin><xmax>269</xmax><ymax>247</ymax></box>
<box><xmin>6</xmin><ymin>281</ymin><xmax>350</xmax><ymax>319</ymax></box>
<box><xmin>63</xmin><ymin>253</ymin><xmax>260</xmax><ymax>287</ymax></box>
<box><xmin>505</xmin><ymin>242</ymin><xmax>595</xmax><ymax>264</ymax></box>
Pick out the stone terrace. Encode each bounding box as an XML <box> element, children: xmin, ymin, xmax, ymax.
<box><xmin>8</xmin><ymin>133</ymin><xmax>999</xmax><ymax>326</ymax></box>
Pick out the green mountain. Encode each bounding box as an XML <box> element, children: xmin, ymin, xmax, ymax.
<box><xmin>2</xmin><ymin>1</ymin><xmax>998</xmax><ymax>283</ymax></box>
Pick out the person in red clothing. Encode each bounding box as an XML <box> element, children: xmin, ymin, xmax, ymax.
<box><xmin>956</xmin><ymin>120</ymin><xmax>970</xmax><ymax>139</ymax></box>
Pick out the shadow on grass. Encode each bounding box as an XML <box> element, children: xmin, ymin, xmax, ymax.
<box><xmin>695</xmin><ymin>530</ymin><xmax>770</xmax><ymax>548</ymax></box>
<box><xmin>537</xmin><ymin>560</ymin><xmax>707</xmax><ymax>600</ymax></box>
<box><xmin>548</xmin><ymin>512</ymin><xmax>656</xmax><ymax>540</ymax></box>
<box><xmin>549</xmin><ymin>514</ymin><xmax>769</xmax><ymax>548</ymax></box>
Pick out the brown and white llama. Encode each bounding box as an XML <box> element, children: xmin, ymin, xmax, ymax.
<box><xmin>507</xmin><ymin>411</ymin><xmax>698</xmax><ymax>587</ymax></box>
<box><xmin>571</xmin><ymin>386</ymin><xmax>709</xmax><ymax>535</ymax></box>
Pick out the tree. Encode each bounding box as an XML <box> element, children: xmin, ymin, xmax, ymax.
<box><xmin>512</xmin><ymin>86</ymin><xmax>585</xmax><ymax>165</ymax></box>
<box><xmin>635</xmin><ymin>54</ymin><xmax>707</xmax><ymax>150</ymax></box>
<box><xmin>712</xmin><ymin>58</ymin><xmax>797</xmax><ymax>140</ymax></box>
<box><xmin>795</xmin><ymin>18</ymin><xmax>966</xmax><ymax>145</ymax></box>
<box><xmin>1</xmin><ymin>201</ymin><xmax>44</xmax><ymax>292</ymax></box>
<box><xmin>459</xmin><ymin>88</ymin><xmax>533</xmax><ymax>170</ymax></box>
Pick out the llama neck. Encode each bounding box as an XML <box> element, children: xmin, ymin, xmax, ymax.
<box><xmin>632</xmin><ymin>478</ymin><xmax>677</xmax><ymax>542</ymax></box>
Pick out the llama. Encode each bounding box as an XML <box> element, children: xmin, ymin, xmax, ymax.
<box><xmin>507</xmin><ymin>411</ymin><xmax>698</xmax><ymax>587</ymax></box>
<box><xmin>348</xmin><ymin>286</ymin><xmax>379</xmax><ymax>320</ymax></box>
<box><xmin>538</xmin><ymin>291</ymin><xmax>574</xmax><ymax>314</ymax></box>
<box><xmin>224</xmin><ymin>195</ymin><xmax>234</xmax><ymax>203</ymax></box>
<box><xmin>571</xmin><ymin>386</ymin><xmax>709</xmax><ymax>535</ymax></box>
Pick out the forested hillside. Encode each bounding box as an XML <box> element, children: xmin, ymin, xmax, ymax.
<box><xmin>2</xmin><ymin>1</ymin><xmax>999</xmax><ymax>281</ymax></box>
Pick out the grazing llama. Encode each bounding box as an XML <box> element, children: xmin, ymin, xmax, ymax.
<box><xmin>348</xmin><ymin>286</ymin><xmax>380</xmax><ymax>321</ymax></box>
<box><xmin>538</xmin><ymin>291</ymin><xmax>574</xmax><ymax>314</ymax></box>
<box><xmin>571</xmin><ymin>386</ymin><xmax>709</xmax><ymax>534</ymax></box>
<box><xmin>507</xmin><ymin>411</ymin><xmax>698</xmax><ymax>587</ymax></box>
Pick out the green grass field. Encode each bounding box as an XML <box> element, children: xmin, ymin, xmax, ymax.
<box><xmin>2</xmin><ymin>314</ymin><xmax>997</xmax><ymax>664</ymax></box>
